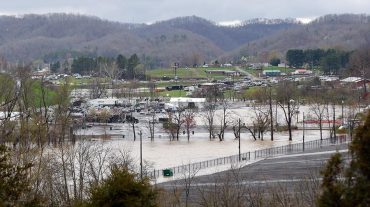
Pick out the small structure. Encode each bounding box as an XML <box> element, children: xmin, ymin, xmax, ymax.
<box><xmin>32</xmin><ymin>67</ymin><xmax>50</xmax><ymax>79</ymax></box>
<box><xmin>205</xmin><ymin>70</ymin><xmax>239</xmax><ymax>76</ymax></box>
<box><xmin>340</xmin><ymin>77</ymin><xmax>370</xmax><ymax>90</ymax></box>
<box><xmin>169</xmin><ymin>97</ymin><xmax>206</xmax><ymax>109</ymax></box>
<box><xmin>198</xmin><ymin>82</ymin><xmax>225</xmax><ymax>89</ymax></box>
<box><xmin>278</xmin><ymin>63</ymin><xmax>287</xmax><ymax>68</ymax></box>
<box><xmin>292</xmin><ymin>69</ymin><xmax>313</xmax><ymax>75</ymax></box>
<box><xmin>250</xmin><ymin>63</ymin><xmax>270</xmax><ymax>69</ymax></box>
<box><xmin>87</xmin><ymin>98</ymin><xmax>121</xmax><ymax>108</ymax></box>
<box><xmin>263</xmin><ymin>69</ymin><xmax>281</xmax><ymax>77</ymax></box>
<box><xmin>319</xmin><ymin>76</ymin><xmax>340</xmax><ymax>82</ymax></box>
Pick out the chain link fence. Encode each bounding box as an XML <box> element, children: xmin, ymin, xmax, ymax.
<box><xmin>148</xmin><ymin>135</ymin><xmax>350</xmax><ymax>179</ymax></box>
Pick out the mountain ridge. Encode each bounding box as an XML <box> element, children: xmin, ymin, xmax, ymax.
<box><xmin>0</xmin><ymin>13</ymin><xmax>368</xmax><ymax>67</ymax></box>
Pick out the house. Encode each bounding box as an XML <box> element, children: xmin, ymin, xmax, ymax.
<box><xmin>340</xmin><ymin>77</ymin><xmax>370</xmax><ymax>90</ymax></box>
<box><xmin>292</xmin><ymin>69</ymin><xmax>313</xmax><ymax>75</ymax></box>
<box><xmin>169</xmin><ymin>97</ymin><xmax>206</xmax><ymax>109</ymax></box>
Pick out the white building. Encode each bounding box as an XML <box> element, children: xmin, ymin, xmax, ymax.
<box><xmin>169</xmin><ymin>97</ymin><xmax>206</xmax><ymax>109</ymax></box>
<box><xmin>87</xmin><ymin>98</ymin><xmax>121</xmax><ymax>108</ymax></box>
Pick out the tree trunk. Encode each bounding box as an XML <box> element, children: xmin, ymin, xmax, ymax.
<box><xmin>319</xmin><ymin>118</ymin><xmax>323</xmax><ymax>140</ymax></box>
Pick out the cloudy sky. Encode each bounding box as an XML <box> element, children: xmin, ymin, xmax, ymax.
<box><xmin>0</xmin><ymin>0</ymin><xmax>369</xmax><ymax>24</ymax></box>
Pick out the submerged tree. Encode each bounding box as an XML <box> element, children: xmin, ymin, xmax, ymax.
<box><xmin>203</xmin><ymin>102</ymin><xmax>217</xmax><ymax>140</ymax></box>
<box><xmin>276</xmin><ymin>81</ymin><xmax>299</xmax><ymax>141</ymax></box>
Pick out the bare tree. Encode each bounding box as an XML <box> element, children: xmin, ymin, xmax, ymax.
<box><xmin>348</xmin><ymin>47</ymin><xmax>370</xmax><ymax>96</ymax></box>
<box><xmin>246</xmin><ymin>87</ymin><xmax>275</xmax><ymax>141</ymax></box>
<box><xmin>101</xmin><ymin>61</ymin><xmax>122</xmax><ymax>98</ymax></box>
<box><xmin>309</xmin><ymin>102</ymin><xmax>327</xmax><ymax>140</ymax></box>
<box><xmin>146</xmin><ymin>112</ymin><xmax>156</xmax><ymax>141</ymax></box>
<box><xmin>183</xmin><ymin>109</ymin><xmax>196</xmax><ymax>142</ymax></box>
<box><xmin>0</xmin><ymin>73</ymin><xmax>18</xmax><ymax>144</ymax></box>
<box><xmin>203</xmin><ymin>102</ymin><xmax>217</xmax><ymax>140</ymax></box>
<box><xmin>276</xmin><ymin>81</ymin><xmax>299</xmax><ymax>141</ymax></box>
<box><xmin>245</xmin><ymin>104</ymin><xmax>270</xmax><ymax>141</ymax></box>
<box><xmin>216</xmin><ymin>100</ymin><xmax>232</xmax><ymax>141</ymax></box>
<box><xmin>164</xmin><ymin>107</ymin><xmax>185</xmax><ymax>141</ymax></box>
<box><xmin>89</xmin><ymin>77</ymin><xmax>107</xmax><ymax>99</ymax></box>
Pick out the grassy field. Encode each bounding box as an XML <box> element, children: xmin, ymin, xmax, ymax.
<box><xmin>31</xmin><ymin>80</ymin><xmax>58</xmax><ymax>107</ymax></box>
<box><xmin>158</xmin><ymin>90</ymin><xmax>187</xmax><ymax>97</ymax></box>
<box><xmin>146</xmin><ymin>67</ymin><xmax>236</xmax><ymax>80</ymax></box>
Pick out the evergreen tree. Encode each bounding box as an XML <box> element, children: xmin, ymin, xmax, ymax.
<box><xmin>88</xmin><ymin>165</ymin><xmax>158</xmax><ymax>207</ymax></box>
<box><xmin>286</xmin><ymin>49</ymin><xmax>304</xmax><ymax>68</ymax></box>
<box><xmin>50</xmin><ymin>61</ymin><xmax>60</xmax><ymax>73</ymax></box>
<box><xmin>127</xmin><ymin>54</ymin><xmax>140</xmax><ymax>79</ymax></box>
<box><xmin>317</xmin><ymin>153</ymin><xmax>345</xmax><ymax>207</ymax></box>
<box><xmin>71</xmin><ymin>57</ymin><xmax>97</xmax><ymax>74</ymax></box>
<box><xmin>318</xmin><ymin>111</ymin><xmax>370</xmax><ymax>206</ymax></box>
<box><xmin>269</xmin><ymin>58</ymin><xmax>281</xmax><ymax>66</ymax></box>
<box><xmin>116</xmin><ymin>54</ymin><xmax>127</xmax><ymax>70</ymax></box>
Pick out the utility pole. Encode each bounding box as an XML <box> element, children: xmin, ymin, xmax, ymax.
<box><xmin>341</xmin><ymin>99</ymin><xmax>344</xmax><ymax>125</ymax></box>
<box><xmin>303</xmin><ymin>112</ymin><xmax>305</xmax><ymax>151</ymax></box>
<box><xmin>131</xmin><ymin>111</ymin><xmax>136</xmax><ymax>141</ymax></box>
<box><xmin>238</xmin><ymin>118</ymin><xmax>241</xmax><ymax>161</ymax></box>
<box><xmin>269</xmin><ymin>86</ymin><xmax>273</xmax><ymax>141</ymax></box>
<box><xmin>139</xmin><ymin>130</ymin><xmax>143</xmax><ymax>180</ymax></box>
<box><xmin>333</xmin><ymin>105</ymin><xmax>336</xmax><ymax>141</ymax></box>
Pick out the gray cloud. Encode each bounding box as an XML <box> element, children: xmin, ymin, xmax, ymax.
<box><xmin>0</xmin><ymin>0</ymin><xmax>370</xmax><ymax>23</ymax></box>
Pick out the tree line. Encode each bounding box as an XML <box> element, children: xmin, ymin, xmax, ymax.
<box><xmin>49</xmin><ymin>54</ymin><xmax>144</xmax><ymax>80</ymax></box>
<box><xmin>70</xmin><ymin>54</ymin><xmax>141</xmax><ymax>79</ymax></box>
<box><xmin>286</xmin><ymin>48</ymin><xmax>351</xmax><ymax>74</ymax></box>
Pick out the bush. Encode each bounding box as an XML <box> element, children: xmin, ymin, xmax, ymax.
<box><xmin>87</xmin><ymin>165</ymin><xmax>158</xmax><ymax>207</ymax></box>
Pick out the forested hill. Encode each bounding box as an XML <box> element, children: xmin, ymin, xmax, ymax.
<box><xmin>0</xmin><ymin>13</ymin><xmax>369</xmax><ymax>66</ymax></box>
<box><xmin>0</xmin><ymin>14</ymin><xmax>299</xmax><ymax>65</ymax></box>
<box><xmin>225</xmin><ymin>14</ymin><xmax>370</xmax><ymax>62</ymax></box>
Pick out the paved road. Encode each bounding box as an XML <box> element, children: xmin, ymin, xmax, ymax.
<box><xmin>235</xmin><ymin>66</ymin><xmax>257</xmax><ymax>80</ymax></box>
<box><xmin>159</xmin><ymin>144</ymin><xmax>350</xmax><ymax>204</ymax></box>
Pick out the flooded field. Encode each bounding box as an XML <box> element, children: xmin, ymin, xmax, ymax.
<box><xmin>74</xmin><ymin>104</ymin><xmax>340</xmax><ymax>170</ymax></box>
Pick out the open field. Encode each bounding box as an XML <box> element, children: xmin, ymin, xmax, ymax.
<box><xmin>146</xmin><ymin>67</ymin><xmax>237</xmax><ymax>80</ymax></box>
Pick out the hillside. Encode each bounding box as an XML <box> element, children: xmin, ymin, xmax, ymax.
<box><xmin>0</xmin><ymin>13</ymin><xmax>369</xmax><ymax>67</ymax></box>
<box><xmin>147</xmin><ymin>16</ymin><xmax>299</xmax><ymax>51</ymax></box>
<box><xmin>0</xmin><ymin>14</ymin><xmax>300</xmax><ymax>66</ymax></box>
<box><xmin>0</xmin><ymin>14</ymin><xmax>224</xmax><ymax>66</ymax></box>
<box><xmin>227</xmin><ymin>14</ymin><xmax>370</xmax><ymax>61</ymax></box>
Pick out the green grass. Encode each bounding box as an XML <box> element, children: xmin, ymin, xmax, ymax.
<box><xmin>146</xmin><ymin>68</ymin><xmax>206</xmax><ymax>79</ymax></box>
<box><xmin>146</xmin><ymin>67</ymin><xmax>236</xmax><ymax>80</ymax></box>
<box><xmin>68</xmin><ymin>77</ymin><xmax>111</xmax><ymax>86</ymax></box>
<box><xmin>31</xmin><ymin>80</ymin><xmax>58</xmax><ymax>107</ymax></box>
<box><xmin>158</xmin><ymin>90</ymin><xmax>187</xmax><ymax>97</ymax></box>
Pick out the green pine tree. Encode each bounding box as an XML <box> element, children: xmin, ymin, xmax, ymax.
<box><xmin>318</xmin><ymin>111</ymin><xmax>370</xmax><ymax>207</ymax></box>
<box><xmin>87</xmin><ymin>165</ymin><xmax>158</xmax><ymax>207</ymax></box>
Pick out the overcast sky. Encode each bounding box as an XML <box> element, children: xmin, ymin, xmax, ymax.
<box><xmin>1</xmin><ymin>0</ymin><xmax>370</xmax><ymax>24</ymax></box>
